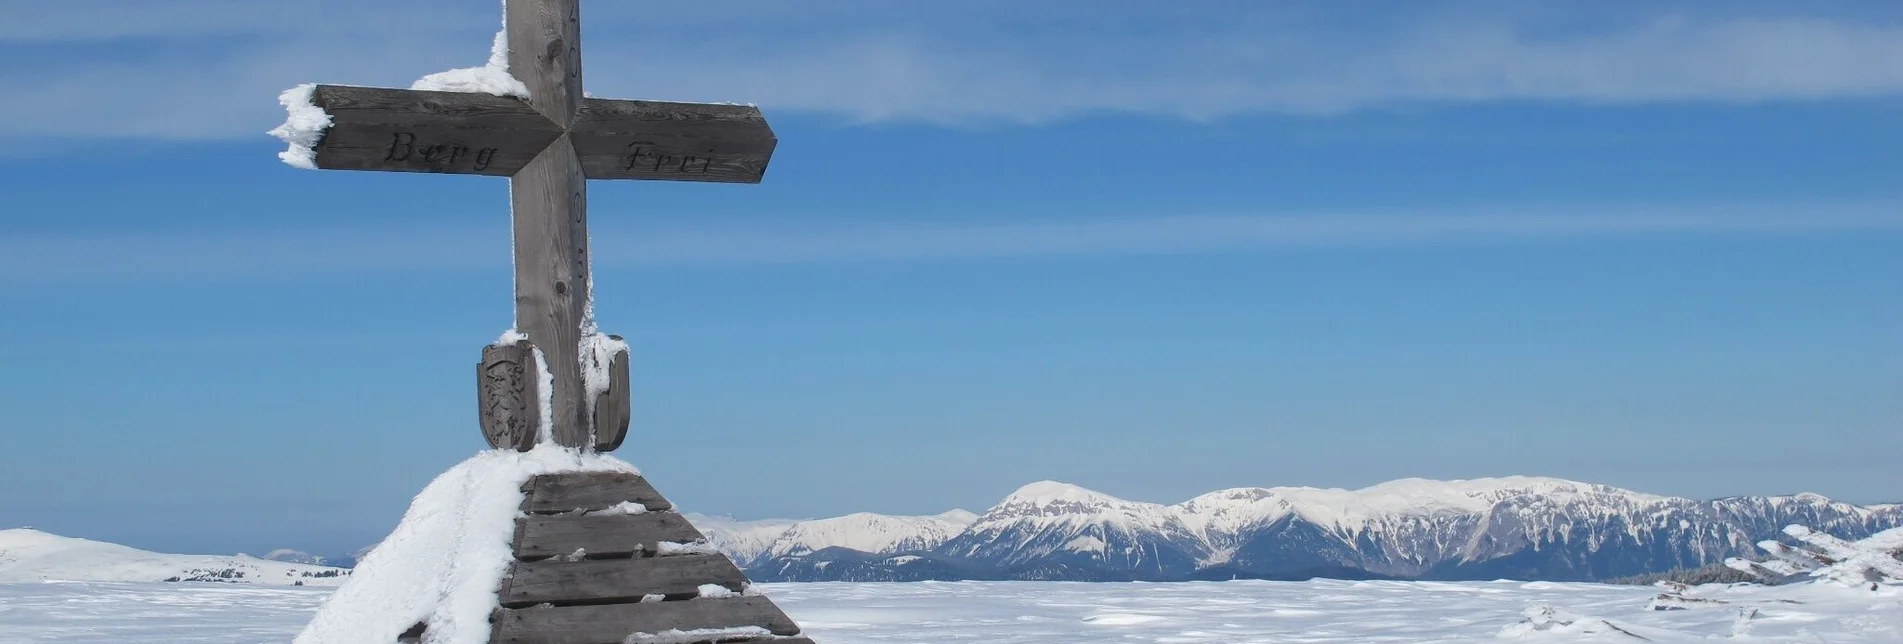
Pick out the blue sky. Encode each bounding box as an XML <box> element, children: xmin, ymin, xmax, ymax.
<box><xmin>1</xmin><ymin>0</ymin><xmax>1900</xmax><ymax>557</ymax></box>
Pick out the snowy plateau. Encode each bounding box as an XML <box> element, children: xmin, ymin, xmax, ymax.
<box><xmin>5</xmin><ymin>578</ymin><xmax>1901</xmax><ymax>643</ymax></box>
<box><xmin>696</xmin><ymin>477</ymin><xmax>1902</xmax><ymax>583</ymax></box>
<box><xmin>0</xmin><ymin>529</ymin><xmax>351</xmax><ymax>587</ymax></box>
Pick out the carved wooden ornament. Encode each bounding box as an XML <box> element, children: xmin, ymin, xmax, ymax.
<box><xmin>478</xmin><ymin>340</ymin><xmax>542</xmax><ymax>451</ymax></box>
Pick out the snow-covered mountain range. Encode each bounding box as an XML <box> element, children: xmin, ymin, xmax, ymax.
<box><xmin>0</xmin><ymin>529</ymin><xmax>353</xmax><ymax>586</ymax></box>
<box><xmin>6</xmin><ymin>477</ymin><xmax>1893</xmax><ymax>585</ymax></box>
<box><xmin>699</xmin><ymin>477</ymin><xmax>1903</xmax><ymax>583</ymax></box>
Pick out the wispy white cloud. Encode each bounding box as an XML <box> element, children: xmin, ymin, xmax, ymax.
<box><xmin>2</xmin><ymin>203</ymin><xmax>1898</xmax><ymax>282</ymax></box>
<box><xmin>0</xmin><ymin>2</ymin><xmax>1900</xmax><ymax>140</ymax></box>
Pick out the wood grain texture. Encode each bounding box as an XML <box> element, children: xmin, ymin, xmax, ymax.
<box><xmin>591</xmin><ymin>340</ymin><xmax>630</xmax><ymax>452</ymax></box>
<box><xmin>490</xmin><ymin>596</ymin><xmax>800</xmax><ymax>644</ymax></box>
<box><xmin>514</xmin><ymin>511</ymin><xmax>704</xmax><ymax>559</ymax></box>
<box><xmin>508</xmin><ymin>0</ymin><xmax>583</xmax><ymax>125</ymax></box>
<box><xmin>521</xmin><ymin>472</ymin><xmax>673</xmax><ymax>513</ymax></box>
<box><xmin>478</xmin><ymin>340</ymin><xmax>542</xmax><ymax>451</ymax></box>
<box><xmin>573</xmin><ymin>99</ymin><xmax>776</xmax><ymax>183</ymax></box>
<box><xmin>310</xmin><ymin>85</ymin><xmax>561</xmax><ymax>176</ymax></box>
<box><xmin>499</xmin><ymin>554</ymin><xmax>747</xmax><ymax>607</ymax></box>
<box><xmin>510</xmin><ymin>134</ymin><xmax>592</xmax><ymax>448</ymax></box>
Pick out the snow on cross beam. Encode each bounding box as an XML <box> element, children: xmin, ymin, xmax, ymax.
<box><xmin>306</xmin><ymin>85</ymin><xmax>776</xmax><ymax>183</ymax></box>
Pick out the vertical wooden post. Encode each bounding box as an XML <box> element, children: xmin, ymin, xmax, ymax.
<box><xmin>507</xmin><ymin>0</ymin><xmax>593</xmax><ymax>448</ymax></box>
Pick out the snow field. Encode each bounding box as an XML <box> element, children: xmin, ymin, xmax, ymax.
<box><xmin>3</xmin><ymin>579</ymin><xmax>1897</xmax><ymax>643</ymax></box>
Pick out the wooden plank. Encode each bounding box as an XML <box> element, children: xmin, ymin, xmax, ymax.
<box><xmin>310</xmin><ymin>85</ymin><xmax>561</xmax><ymax>176</ymax></box>
<box><xmin>573</xmin><ymin>99</ymin><xmax>776</xmax><ymax>183</ymax></box>
<box><xmin>508</xmin><ymin>0</ymin><xmax>583</xmax><ymax>125</ymax></box>
<box><xmin>521</xmin><ymin>471</ymin><xmax>673</xmax><ymax>513</ymax></box>
<box><xmin>502</xmin><ymin>0</ymin><xmax>593</xmax><ymax>449</ymax></box>
<box><xmin>490</xmin><ymin>596</ymin><xmax>799</xmax><ymax>644</ymax></box>
<box><xmin>510</xmin><ymin>133</ymin><xmax>593</xmax><ymax>448</ymax></box>
<box><xmin>514</xmin><ymin>512</ymin><xmax>704</xmax><ymax>559</ymax></box>
<box><xmin>499</xmin><ymin>554</ymin><xmax>746</xmax><ymax>607</ymax></box>
<box><xmin>591</xmin><ymin>339</ymin><xmax>630</xmax><ymax>452</ymax></box>
<box><xmin>478</xmin><ymin>340</ymin><xmax>542</xmax><ymax>451</ymax></box>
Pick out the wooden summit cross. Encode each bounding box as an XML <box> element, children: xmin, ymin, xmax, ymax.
<box><xmin>305</xmin><ymin>1</ymin><xmax>774</xmax><ymax>452</ymax></box>
<box><xmin>289</xmin><ymin>2</ymin><xmax>814</xmax><ymax>643</ymax></box>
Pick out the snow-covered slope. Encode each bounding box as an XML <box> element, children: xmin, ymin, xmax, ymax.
<box><xmin>261</xmin><ymin>549</ymin><xmax>332</xmax><ymax>566</ymax></box>
<box><xmin>765</xmin><ymin>510</ymin><xmax>976</xmax><ymax>559</ymax></box>
<box><xmin>0</xmin><ymin>529</ymin><xmax>351</xmax><ymax>586</ymax></box>
<box><xmin>690</xmin><ymin>509</ymin><xmax>978</xmax><ymax>568</ymax></box>
<box><xmin>936</xmin><ymin>481</ymin><xmax>1208</xmax><ymax>580</ymax></box>
<box><xmin>683</xmin><ymin>514</ymin><xmax>803</xmax><ymax>567</ymax></box>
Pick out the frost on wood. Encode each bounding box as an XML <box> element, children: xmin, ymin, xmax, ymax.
<box><xmin>1723</xmin><ymin>524</ymin><xmax>1903</xmax><ymax>588</ymax></box>
<box><xmin>622</xmin><ymin>625</ymin><xmax>770</xmax><ymax>644</ymax></box>
<box><xmin>266</xmin><ymin>84</ymin><xmax>332</xmax><ymax>170</ymax></box>
<box><xmin>590</xmin><ymin>501</ymin><xmax>648</xmax><ymax>516</ymax></box>
<box><xmin>695</xmin><ymin>583</ymin><xmax>738</xmax><ymax>599</ymax></box>
<box><xmin>658</xmin><ymin>541</ymin><xmax>722</xmax><ymax>558</ymax></box>
<box><xmin>293</xmin><ymin>449</ymin><xmax>639</xmax><ymax>644</ymax></box>
<box><xmin>411</xmin><ymin>7</ymin><xmax>529</xmax><ymax>98</ymax></box>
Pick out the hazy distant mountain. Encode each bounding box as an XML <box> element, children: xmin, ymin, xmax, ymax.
<box><xmin>260</xmin><ymin>549</ymin><xmax>331</xmax><ymax>566</ymax></box>
<box><xmin>0</xmin><ymin>529</ymin><xmax>352</xmax><ymax>586</ymax></box>
<box><xmin>696</xmin><ymin>477</ymin><xmax>1902</xmax><ymax>583</ymax></box>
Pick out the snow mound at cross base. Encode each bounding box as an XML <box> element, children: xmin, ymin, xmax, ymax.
<box><xmin>295</xmin><ymin>449</ymin><xmax>639</xmax><ymax>644</ymax></box>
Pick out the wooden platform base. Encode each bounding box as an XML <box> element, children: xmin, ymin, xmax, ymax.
<box><xmin>407</xmin><ymin>471</ymin><xmax>814</xmax><ymax>644</ymax></box>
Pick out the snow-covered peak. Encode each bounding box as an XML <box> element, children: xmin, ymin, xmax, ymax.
<box><xmin>684</xmin><ymin>514</ymin><xmax>801</xmax><ymax>566</ymax></box>
<box><xmin>261</xmin><ymin>549</ymin><xmax>331</xmax><ymax>566</ymax></box>
<box><xmin>987</xmin><ymin>481</ymin><xmax>1150</xmax><ymax>519</ymax></box>
<box><xmin>689</xmin><ymin>509</ymin><xmax>978</xmax><ymax>566</ymax></box>
<box><xmin>936</xmin><ymin>509</ymin><xmax>981</xmax><ymax>525</ymax></box>
<box><xmin>765</xmin><ymin>511</ymin><xmax>974</xmax><ymax>558</ymax></box>
<box><xmin>0</xmin><ymin>529</ymin><xmax>350</xmax><ymax>586</ymax></box>
<box><xmin>1173</xmin><ymin>476</ymin><xmax>1669</xmax><ymax>537</ymax></box>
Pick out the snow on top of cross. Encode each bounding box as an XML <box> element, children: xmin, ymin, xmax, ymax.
<box><xmin>266</xmin><ymin>84</ymin><xmax>332</xmax><ymax>170</ymax></box>
<box><xmin>410</xmin><ymin>24</ymin><xmax>529</xmax><ymax>99</ymax></box>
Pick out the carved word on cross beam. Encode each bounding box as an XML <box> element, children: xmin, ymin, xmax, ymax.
<box><xmin>296</xmin><ymin>0</ymin><xmax>775</xmax><ymax>453</ymax></box>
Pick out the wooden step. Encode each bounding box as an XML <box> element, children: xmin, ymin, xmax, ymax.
<box><xmin>499</xmin><ymin>554</ymin><xmax>748</xmax><ymax>607</ymax></box>
<box><xmin>483</xmin><ymin>471</ymin><xmax>813</xmax><ymax>642</ymax></box>
<box><xmin>521</xmin><ymin>471</ymin><xmax>673</xmax><ymax>513</ymax></box>
<box><xmin>514</xmin><ymin>512</ymin><xmax>706</xmax><ymax>560</ymax></box>
<box><xmin>491</xmin><ymin>596</ymin><xmax>799</xmax><ymax>644</ymax></box>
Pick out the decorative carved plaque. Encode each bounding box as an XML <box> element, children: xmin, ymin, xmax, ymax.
<box><xmin>479</xmin><ymin>340</ymin><xmax>542</xmax><ymax>451</ymax></box>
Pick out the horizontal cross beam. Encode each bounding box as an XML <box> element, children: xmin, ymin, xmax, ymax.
<box><xmin>308</xmin><ymin>85</ymin><xmax>777</xmax><ymax>183</ymax></box>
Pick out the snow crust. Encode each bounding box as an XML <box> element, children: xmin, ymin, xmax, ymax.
<box><xmin>579</xmin><ymin>331</ymin><xmax>629</xmax><ymax>444</ymax></box>
<box><xmin>1727</xmin><ymin>524</ymin><xmax>1903</xmax><ymax>587</ymax></box>
<box><xmin>410</xmin><ymin>5</ymin><xmax>528</xmax><ymax>98</ymax></box>
<box><xmin>0</xmin><ymin>529</ymin><xmax>349</xmax><ymax>586</ymax></box>
<box><xmin>13</xmin><ymin>578</ymin><xmax>1902</xmax><ymax>643</ymax></box>
<box><xmin>265</xmin><ymin>84</ymin><xmax>331</xmax><ymax>170</ymax></box>
<box><xmin>657</xmin><ymin>541</ymin><xmax>721</xmax><ymax>557</ymax></box>
<box><xmin>294</xmin><ymin>448</ymin><xmax>639</xmax><ymax>644</ymax></box>
<box><xmin>624</xmin><ymin>625</ymin><xmax>768</xmax><ymax>644</ymax></box>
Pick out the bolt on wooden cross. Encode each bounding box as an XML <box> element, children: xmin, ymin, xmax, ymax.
<box><xmin>300</xmin><ymin>0</ymin><xmax>775</xmax><ymax>452</ymax></box>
